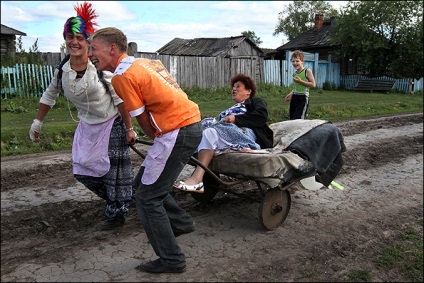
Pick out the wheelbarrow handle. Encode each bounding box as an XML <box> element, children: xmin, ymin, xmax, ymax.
<box><xmin>130</xmin><ymin>138</ymin><xmax>153</xmax><ymax>159</ymax></box>
<box><xmin>129</xmin><ymin>144</ymin><xmax>146</xmax><ymax>159</ymax></box>
<box><xmin>135</xmin><ymin>139</ymin><xmax>154</xmax><ymax>146</ymax></box>
<box><xmin>133</xmin><ymin>138</ymin><xmax>206</xmax><ymax>171</ymax></box>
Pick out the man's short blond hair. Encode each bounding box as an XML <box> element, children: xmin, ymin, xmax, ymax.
<box><xmin>90</xmin><ymin>27</ymin><xmax>128</xmax><ymax>53</ymax></box>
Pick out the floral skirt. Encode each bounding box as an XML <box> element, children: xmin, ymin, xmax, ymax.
<box><xmin>74</xmin><ymin>116</ymin><xmax>133</xmax><ymax>220</ymax></box>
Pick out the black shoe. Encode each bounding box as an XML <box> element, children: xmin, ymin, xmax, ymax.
<box><xmin>97</xmin><ymin>216</ymin><xmax>125</xmax><ymax>231</ymax></box>
<box><xmin>174</xmin><ymin>224</ymin><xmax>196</xmax><ymax>237</ymax></box>
<box><xmin>136</xmin><ymin>259</ymin><xmax>186</xmax><ymax>273</ymax></box>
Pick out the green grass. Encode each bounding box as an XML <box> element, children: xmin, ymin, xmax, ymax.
<box><xmin>1</xmin><ymin>84</ymin><xmax>423</xmax><ymax>157</ymax></box>
<box><xmin>188</xmin><ymin>83</ymin><xmax>423</xmax><ymax>123</ymax></box>
<box><xmin>347</xmin><ymin>269</ymin><xmax>372</xmax><ymax>282</ymax></box>
<box><xmin>1</xmin><ymin>96</ymin><xmax>78</xmax><ymax>155</ymax></box>
<box><xmin>376</xmin><ymin>224</ymin><xmax>423</xmax><ymax>282</ymax></box>
<box><xmin>345</xmin><ymin>219</ymin><xmax>423</xmax><ymax>282</ymax></box>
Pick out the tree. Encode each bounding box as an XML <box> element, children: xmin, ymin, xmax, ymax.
<box><xmin>331</xmin><ymin>0</ymin><xmax>423</xmax><ymax>78</ymax></box>
<box><xmin>15</xmin><ymin>36</ymin><xmax>24</xmax><ymax>53</ymax></box>
<box><xmin>15</xmin><ymin>36</ymin><xmax>27</xmax><ymax>63</ymax></box>
<box><xmin>5</xmin><ymin>36</ymin><xmax>43</xmax><ymax>65</ymax></box>
<box><xmin>241</xmin><ymin>30</ymin><xmax>263</xmax><ymax>46</ymax></box>
<box><xmin>273</xmin><ymin>0</ymin><xmax>338</xmax><ymax>41</ymax></box>
<box><xmin>28</xmin><ymin>38</ymin><xmax>42</xmax><ymax>64</ymax></box>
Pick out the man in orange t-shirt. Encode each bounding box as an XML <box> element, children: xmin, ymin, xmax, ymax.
<box><xmin>89</xmin><ymin>27</ymin><xmax>202</xmax><ymax>274</ymax></box>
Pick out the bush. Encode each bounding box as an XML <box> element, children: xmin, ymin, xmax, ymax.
<box><xmin>322</xmin><ymin>81</ymin><xmax>337</xmax><ymax>90</ymax></box>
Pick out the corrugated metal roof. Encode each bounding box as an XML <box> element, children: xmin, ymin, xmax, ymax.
<box><xmin>156</xmin><ymin>35</ymin><xmax>263</xmax><ymax>57</ymax></box>
<box><xmin>1</xmin><ymin>24</ymin><xmax>26</xmax><ymax>36</ymax></box>
<box><xmin>277</xmin><ymin>17</ymin><xmax>336</xmax><ymax>51</ymax></box>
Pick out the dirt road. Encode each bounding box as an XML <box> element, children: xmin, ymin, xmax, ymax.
<box><xmin>1</xmin><ymin>113</ymin><xmax>423</xmax><ymax>282</ymax></box>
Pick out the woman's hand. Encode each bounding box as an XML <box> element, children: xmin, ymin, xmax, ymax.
<box><xmin>222</xmin><ymin>115</ymin><xmax>236</xmax><ymax>124</ymax></box>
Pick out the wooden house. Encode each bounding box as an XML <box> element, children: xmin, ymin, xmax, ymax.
<box><xmin>1</xmin><ymin>24</ymin><xmax>26</xmax><ymax>57</ymax></box>
<box><xmin>261</xmin><ymin>47</ymin><xmax>280</xmax><ymax>60</ymax></box>
<box><xmin>275</xmin><ymin>15</ymin><xmax>351</xmax><ymax>75</ymax></box>
<box><xmin>277</xmin><ymin>15</ymin><xmax>336</xmax><ymax>60</ymax></box>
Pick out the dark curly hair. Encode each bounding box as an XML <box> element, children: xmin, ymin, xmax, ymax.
<box><xmin>230</xmin><ymin>73</ymin><xmax>256</xmax><ymax>97</ymax></box>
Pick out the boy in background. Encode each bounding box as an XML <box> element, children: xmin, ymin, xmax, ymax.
<box><xmin>285</xmin><ymin>50</ymin><xmax>316</xmax><ymax>119</ymax></box>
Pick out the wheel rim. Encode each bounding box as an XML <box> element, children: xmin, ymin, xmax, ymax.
<box><xmin>259</xmin><ymin>189</ymin><xmax>291</xmax><ymax>230</ymax></box>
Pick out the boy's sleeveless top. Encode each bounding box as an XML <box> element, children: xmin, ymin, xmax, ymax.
<box><xmin>292</xmin><ymin>68</ymin><xmax>309</xmax><ymax>96</ymax></box>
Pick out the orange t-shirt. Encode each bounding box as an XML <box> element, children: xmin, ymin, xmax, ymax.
<box><xmin>112</xmin><ymin>54</ymin><xmax>201</xmax><ymax>136</ymax></box>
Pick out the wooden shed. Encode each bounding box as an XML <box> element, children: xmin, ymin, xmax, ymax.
<box><xmin>1</xmin><ymin>24</ymin><xmax>27</xmax><ymax>57</ymax></box>
<box><xmin>156</xmin><ymin>35</ymin><xmax>264</xmax><ymax>59</ymax></box>
<box><xmin>155</xmin><ymin>35</ymin><xmax>265</xmax><ymax>84</ymax></box>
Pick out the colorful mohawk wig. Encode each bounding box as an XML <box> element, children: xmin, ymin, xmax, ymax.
<box><xmin>63</xmin><ymin>2</ymin><xmax>99</xmax><ymax>40</ymax></box>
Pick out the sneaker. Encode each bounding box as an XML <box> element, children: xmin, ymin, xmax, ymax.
<box><xmin>136</xmin><ymin>259</ymin><xmax>186</xmax><ymax>273</ymax></box>
<box><xmin>96</xmin><ymin>216</ymin><xmax>125</xmax><ymax>231</ymax></box>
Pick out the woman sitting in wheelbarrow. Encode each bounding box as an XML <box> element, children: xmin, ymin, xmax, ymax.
<box><xmin>174</xmin><ymin>73</ymin><xmax>274</xmax><ymax>193</ymax></box>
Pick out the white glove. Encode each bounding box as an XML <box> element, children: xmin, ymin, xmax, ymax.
<box><xmin>29</xmin><ymin>119</ymin><xmax>43</xmax><ymax>142</ymax></box>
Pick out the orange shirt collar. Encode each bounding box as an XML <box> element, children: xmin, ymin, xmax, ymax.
<box><xmin>116</xmin><ymin>53</ymin><xmax>129</xmax><ymax>67</ymax></box>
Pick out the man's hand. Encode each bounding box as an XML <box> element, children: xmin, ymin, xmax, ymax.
<box><xmin>127</xmin><ymin>129</ymin><xmax>137</xmax><ymax>145</ymax></box>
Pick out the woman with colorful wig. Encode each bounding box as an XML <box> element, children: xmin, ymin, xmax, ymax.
<box><xmin>29</xmin><ymin>2</ymin><xmax>135</xmax><ymax>230</ymax></box>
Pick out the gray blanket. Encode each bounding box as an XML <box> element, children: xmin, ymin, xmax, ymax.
<box><xmin>286</xmin><ymin>122</ymin><xmax>346</xmax><ymax>186</ymax></box>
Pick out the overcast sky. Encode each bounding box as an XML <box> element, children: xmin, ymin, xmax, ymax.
<box><xmin>1</xmin><ymin>1</ymin><xmax>348</xmax><ymax>53</ymax></box>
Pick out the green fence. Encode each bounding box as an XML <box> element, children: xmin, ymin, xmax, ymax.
<box><xmin>1</xmin><ymin>62</ymin><xmax>422</xmax><ymax>98</ymax></box>
<box><xmin>1</xmin><ymin>64</ymin><xmax>54</xmax><ymax>98</ymax></box>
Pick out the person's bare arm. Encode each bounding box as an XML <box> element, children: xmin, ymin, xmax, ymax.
<box><xmin>35</xmin><ymin>103</ymin><xmax>52</xmax><ymax>122</ymax></box>
<box><xmin>285</xmin><ymin>92</ymin><xmax>293</xmax><ymax>101</ymax></box>
<box><xmin>135</xmin><ymin>111</ymin><xmax>156</xmax><ymax>140</ymax></box>
<box><xmin>117</xmin><ymin>102</ymin><xmax>136</xmax><ymax>144</ymax></box>
<box><xmin>293</xmin><ymin>69</ymin><xmax>316</xmax><ymax>88</ymax></box>
<box><xmin>304</xmin><ymin>68</ymin><xmax>316</xmax><ymax>88</ymax></box>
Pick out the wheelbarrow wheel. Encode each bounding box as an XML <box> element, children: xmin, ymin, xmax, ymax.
<box><xmin>191</xmin><ymin>172</ymin><xmax>220</xmax><ymax>203</ymax></box>
<box><xmin>259</xmin><ymin>188</ymin><xmax>291</xmax><ymax>230</ymax></box>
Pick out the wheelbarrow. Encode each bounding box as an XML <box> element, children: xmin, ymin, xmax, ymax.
<box><xmin>130</xmin><ymin>119</ymin><xmax>346</xmax><ymax>231</ymax></box>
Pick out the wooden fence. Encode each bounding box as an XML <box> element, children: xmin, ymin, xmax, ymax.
<box><xmin>129</xmin><ymin>52</ymin><xmax>264</xmax><ymax>89</ymax></box>
<box><xmin>340</xmin><ymin>75</ymin><xmax>423</xmax><ymax>93</ymax></box>
<box><xmin>1</xmin><ymin>51</ymin><xmax>422</xmax><ymax>98</ymax></box>
<box><xmin>1</xmin><ymin>64</ymin><xmax>55</xmax><ymax>98</ymax></box>
<box><xmin>264</xmin><ymin>51</ymin><xmax>341</xmax><ymax>89</ymax></box>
